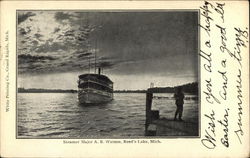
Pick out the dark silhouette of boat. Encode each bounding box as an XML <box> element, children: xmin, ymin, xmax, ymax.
<box><xmin>78</xmin><ymin>68</ymin><xmax>113</xmax><ymax>105</ymax></box>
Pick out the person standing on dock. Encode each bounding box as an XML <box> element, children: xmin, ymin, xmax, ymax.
<box><xmin>174</xmin><ymin>87</ymin><xmax>185</xmax><ymax>121</ymax></box>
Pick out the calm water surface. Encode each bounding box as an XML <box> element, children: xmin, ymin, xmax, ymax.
<box><xmin>18</xmin><ymin>93</ymin><xmax>198</xmax><ymax>138</ymax></box>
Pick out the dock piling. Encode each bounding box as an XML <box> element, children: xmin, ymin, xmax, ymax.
<box><xmin>151</xmin><ymin>110</ymin><xmax>159</xmax><ymax>120</ymax></box>
<box><xmin>145</xmin><ymin>92</ymin><xmax>153</xmax><ymax>126</ymax></box>
<box><xmin>145</xmin><ymin>92</ymin><xmax>158</xmax><ymax>136</ymax></box>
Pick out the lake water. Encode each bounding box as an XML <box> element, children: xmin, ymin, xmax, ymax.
<box><xmin>17</xmin><ymin>93</ymin><xmax>198</xmax><ymax>138</ymax></box>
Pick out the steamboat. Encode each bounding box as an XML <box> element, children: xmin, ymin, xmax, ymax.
<box><xmin>78</xmin><ymin>68</ymin><xmax>113</xmax><ymax>105</ymax></box>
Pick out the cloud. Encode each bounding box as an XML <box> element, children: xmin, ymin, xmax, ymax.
<box><xmin>77</xmin><ymin>52</ymin><xmax>92</xmax><ymax>58</ymax></box>
<box><xmin>53</xmin><ymin>27</ymin><xmax>61</xmax><ymax>33</ymax></box>
<box><xmin>19</xmin><ymin>28</ymin><xmax>29</xmax><ymax>35</ymax></box>
<box><xmin>18</xmin><ymin>54</ymin><xmax>56</xmax><ymax>63</ymax></box>
<box><xmin>98</xmin><ymin>61</ymin><xmax>115</xmax><ymax>69</ymax></box>
<box><xmin>31</xmin><ymin>40</ymin><xmax>39</xmax><ymax>45</ymax></box>
<box><xmin>54</xmin><ymin>12</ymin><xmax>79</xmax><ymax>24</ymax></box>
<box><xmin>18</xmin><ymin>12</ymin><xmax>36</xmax><ymax>24</ymax></box>
<box><xmin>35</xmin><ymin>41</ymin><xmax>69</xmax><ymax>53</ymax></box>
<box><xmin>34</xmin><ymin>33</ymin><xmax>43</xmax><ymax>40</ymax></box>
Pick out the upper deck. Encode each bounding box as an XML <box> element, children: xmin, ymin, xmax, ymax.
<box><xmin>79</xmin><ymin>74</ymin><xmax>113</xmax><ymax>84</ymax></box>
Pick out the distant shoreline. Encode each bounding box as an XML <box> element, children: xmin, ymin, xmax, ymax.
<box><xmin>17</xmin><ymin>89</ymin><xmax>147</xmax><ymax>93</ymax></box>
<box><xmin>17</xmin><ymin>92</ymin><xmax>198</xmax><ymax>94</ymax></box>
<box><xmin>18</xmin><ymin>82</ymin><xmax>198</xmax><ymax>94</ymax></box>
<box><xmin>17</xmin><ymin>88</ymin><xmax>147</xmax><ymax>93</ymax></box>
<box><xmin>17</xmin><ymin>91</ymin><xmax>148</xmax><ymax>93</ymax></box>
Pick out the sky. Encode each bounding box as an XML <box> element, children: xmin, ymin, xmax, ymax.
<box><xmin>17</xmin><ymin>11</ymin><xmax>198</xmax><ymax>90</ymax></box>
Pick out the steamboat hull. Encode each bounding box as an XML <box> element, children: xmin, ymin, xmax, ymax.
<box><xmin>78</xmin><ymin>89</ymin><xmax>113</xmax><ymax>105</ymax></box>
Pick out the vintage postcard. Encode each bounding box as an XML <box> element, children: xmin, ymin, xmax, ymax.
<box><xmin>0</xmin><ymin>0</ymin><xmax>249</xmax><ymax>157</ymax></box>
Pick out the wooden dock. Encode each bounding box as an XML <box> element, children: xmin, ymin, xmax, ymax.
<box><xmin>145</xmin><ymin>91</ymin><xmax>198</xmax><ymax>136</ymax></box>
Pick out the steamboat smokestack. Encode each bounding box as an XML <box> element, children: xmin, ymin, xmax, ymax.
<box><xmin>98</xmin><ymin>68</ymin><xmax>101</xmax><ymax>75</ymax></box>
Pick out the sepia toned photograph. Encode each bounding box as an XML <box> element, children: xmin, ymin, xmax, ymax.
<box><xmin>17</xmin><ymin>10</ymin><xmax>199</xmax><ymax>138</ymax></box>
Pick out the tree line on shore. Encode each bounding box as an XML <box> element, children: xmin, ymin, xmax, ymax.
<box><xmin>18</xmin><ymin>82</ymin><xmax>198</xmax><ymax>94</ymax></box>
<box><xmin>148</xmin><ymin>82</ymin><xmax>198</xmax><ymax>94</ymax></box>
